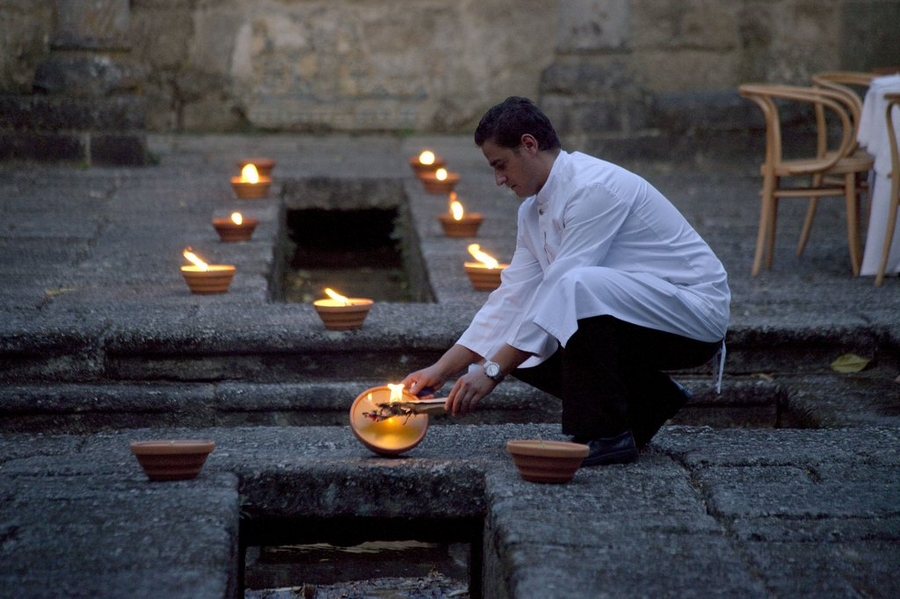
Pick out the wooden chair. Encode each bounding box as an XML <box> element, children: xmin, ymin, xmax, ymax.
<box><xmin>875</xmin><ymin>92</ymin><xmax>900</xmax><ymax>286</ymax></box>
<box><xmin>739</xmin><ymin>84</ymin><xmax>872</xmax><ymax>276</ymax></box>
<box><xmin>800</xmin><ymin>72</ymin><xmax>877</xmax><ymax>256</ymax></box>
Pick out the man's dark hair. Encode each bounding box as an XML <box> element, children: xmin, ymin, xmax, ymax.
<box><xmin>474</xmin><ymin>96</ymin><xmax>561</xmax><ymax>151</ymax></box>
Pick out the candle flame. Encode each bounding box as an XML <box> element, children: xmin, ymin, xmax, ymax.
<box><xmin>324</xmin><ymin>287</ymin><xmax>349</xmax><ymax>306</ymax></box>
<box><xmin>240</xmin><ymin>164</ymin><xmax>260</xmax><ymax>184</ymax></box>
<box><xmin>230</xmin><ymin>212</ymin><xmax>243</xmax><ymax>225</ymax></box>
<box><xmin>418</xmin><ymin>150</ymin><xmax>435</xmax><ymax>166</ymax></box>
<box><xmin>387</xmin><ymin>383</ymin><xmax>405</xmax><ymax>404</ymax></box>
<box><xmin>435</xmin><ymin>168</ymin><xmax>448</xmax><ymax>181</ymax></box>
<box><xmin>450</xmin><ymin>200</ymin><xmax>464</xmax><ymax>221</ymax></box>
<box><xmin>183</xmin><ymin>247</ymin><xmax>210</xmax><ymax>271</ymax></box>
<box><xmin>467</xmin><ymin>243</ymin><xmax>499</xmax><ymax>269</ymax></box>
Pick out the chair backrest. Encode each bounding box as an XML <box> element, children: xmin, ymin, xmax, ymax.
<box><xmin>811</xmin><ymin>72</ymin><xmax>875</xmax><ymax>155</ymax></box>
<box><xmin>739</xmin><ymin>83</ymin><xmax>856</xmax><ymax>176</ymax></box>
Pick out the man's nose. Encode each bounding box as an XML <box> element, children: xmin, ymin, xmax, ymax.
<box><xmin>494</xmin><ymin>172</ymin><xmax>507</xmax><ymax>186</ymax></box>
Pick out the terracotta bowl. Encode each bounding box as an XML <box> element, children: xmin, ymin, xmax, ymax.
<box><xmin>313</xmin><ymin>298</ymin><xmax>373</xmax><ymax>330</ymax></box>
<box><xmin>464</xmin><ymin>262</ymin><xmax>507</xmax><ymax>291</ymax></box>
<box><xmin>419</xmin><ymin>171</ymin><xmax>460</xmax><ymax>194</ymax></box>
<box><xmin>180</xmin><ymin>265</ymin><xmax>236</xmax><ymax>294</ymax></box>
<box><xmin>212</xmin><ymin>217</ymin><xmax>259</xmax><ymax>242</ymax></box>
<box><xmin>506</xmin><ymin>439</ymin><xmax>589</xmax><ymax>484</ymax></box>
<box><xmin>349</xmin><ymin>386</ymin><xmax>429</xmax><ymax>457</ymax></box>
<box><xmin>236</xmin><ymin>158</ymin><xmax>276</xmax><ymax>178</ymax></box>
<box><xmin>131</xmin><ymin>440</ymin><xmax>215</xmax><ymax>481</ymax></box>
<box><xmin>230</xmin><ymin>177</ymin><xmax>272</xmax><ymax>199</ymax></box>
<box><xmin>438</xmin><ymin>213</ymin><xmax>484</xmax><ymax>238</ymax></box>
<box><xmin>408</xmin><ymin>155</ymin><xmax>446</xmax><ymax>178</ymax></box>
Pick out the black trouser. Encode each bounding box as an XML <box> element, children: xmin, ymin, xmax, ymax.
<box><xmin>512</xmin><ymin>315</ymin><xmax>723</xmax><ymax>440</ymax></box>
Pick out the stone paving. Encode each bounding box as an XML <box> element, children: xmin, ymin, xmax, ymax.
<box><xmin>0</xmin><ymin>134</ymin><xmax>898</xmax><ymax>598</ymax></box>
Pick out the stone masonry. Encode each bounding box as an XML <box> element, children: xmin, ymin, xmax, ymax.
<box><xmin>1</xmin><ymin>0</ymin><xmax>898</xmax><ymax>161</ymax></box>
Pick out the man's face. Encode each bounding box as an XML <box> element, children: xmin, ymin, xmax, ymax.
<box><xmin>481</xmin><ymin>138</ymin><xmax>542</xmax><ymax>198</ymax></box>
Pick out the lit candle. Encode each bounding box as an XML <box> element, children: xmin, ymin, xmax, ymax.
<box><xmin>230</xmin><ymin>163</ymin><xmax>272</xmax><ymax>199</ymax></box>
<box><xmin>180</xmin><ymin>247</ymin><xmax>236</xmax><ymax>294</ymax></box>
<box><xmin>349</xmin><ymin>384</ymin><xmax>430</xmax><ymax>456</ymax></box>
<box><xmin>312</xmin><ymin>287</ymin><xmax>374</xmax><ymax>330</ymax></box>
<box><xmin>211</xmin><ymin>211</ymin><xmax>259</xmax><ymax>242</ymax></box>
<box><xmin>437</xmin><ymin>191</ymin><xmax>484</xmax><ymax>237</ymax></box>
<box><xmin>463</xmin><ymin>244</ymin><xmax>508</xmax><ymax>291</ymax></box>
<box><xmin>420</xmin><ymin>166</ymin><xmax>460</xmax><ymax>194</ymax></box>
<box><xmin>409</xmin><ymin>149</ymin><xmax>446</xmax><ymax>178</ymax></box>
<box><xmin>237</xmin><ymin>157</ymin><xmax>276</xmax><ymax>178</ymax></box>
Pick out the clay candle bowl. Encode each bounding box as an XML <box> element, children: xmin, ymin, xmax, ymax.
<box><xmin>131</xmin><ymin>439</ymin><xmax>215</xmax><ymax>481</ymax></box>
<box><xmin>236</xmin><ymin>157</ymin><xmax>276</xmax><ymax>178</ymax></box>
<box><xmin>420</xmin><ymin>167</ymin><xmax>460</xmax><ymax>194</ymax></box>
<box><xmin>464</xmin><ymin>244</ymin><xmax>507</xmax><ymax>291</ymax></box>
<box><xmin>350</xmin><ymin>385</ymin><xmax>429</xmax><ymax>456</ymax></box>
<box><xmin>231</xmin><ymin>163</ymin><xmax>272</xmax><ymax>199</ymax></box>
<box><xmin>313</xmin><ymin>287</ymin><xmax>373</xmax><ymax>330</ymax></box>
<box><xmin>180</xmin><ymin>247</ymin><xmax>236</xmax><ymax>294</ymax></box>
<box><xmin>506</xmin><ymin>440</ymin><xmax>589</xmax><ymax>484</ymax></box>
<box><xmin>212</xmin><ymin>212</ymin><xmax>259</xmax><ymax>242</ymax></box>
<box><xmin>439</xmin><ymin>192</ymin><xmax>483</xmax><ymax>237</ymax></box>
<box><xmin>409</xmin><ymin>150</ymin><xmax>446</xmax><ymax>179</ymax></box>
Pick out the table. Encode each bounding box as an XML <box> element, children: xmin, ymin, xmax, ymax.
<box><xmin>857</xmin><ymin>73</ymin><xmax>900</xmax><ymax>277</ymax></box>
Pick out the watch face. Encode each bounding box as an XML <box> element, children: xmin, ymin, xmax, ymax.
<box><xmin>485</xmin><ymin>362</ymin><xmax>501</xmax><ymax>378</ymax></box>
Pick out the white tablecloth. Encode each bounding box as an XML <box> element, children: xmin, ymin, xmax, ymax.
<box><xmin>857</xmin><ymin>74</ymin><xmax>900</xmax><ymax>277</ymax></box>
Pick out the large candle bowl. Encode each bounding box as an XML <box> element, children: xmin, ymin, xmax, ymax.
<box><xmin>181</xmin><ymin>265</ymin><xmax>236</xmax><ymax>294</ymax></box>
<box><xmin>350</xmin><ymin>386</ymin><xmax>429</xmax><ymax>456</ymax></box>
<box><xmin>313</xmin><ymin>298</ymin><xmax>373</xmax><ymax>330</ymax></box>
<box><xmin>464</xmin><ymin>262</ymin><xmax>507</xmax><ymax>291</ymax></box>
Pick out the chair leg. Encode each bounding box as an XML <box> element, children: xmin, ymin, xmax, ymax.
<box><xmin>764</xmin><ymin>195</ymin><xmax>778</xmax><ymax>270</ymax></box>
<box><xmin>753</xmin><ymin>184</ymin><xmax>775</xmax><ymax>276</ymax></box>
<box><xmin>844</xmin><ymin>175</ymin><xmax>862</xmax><ymax>276</ymax></box>
<box><xmin>875</xmin><ymin>178</ymin><xmax>900</xmax><ymax>286</ymax></box>
<box><xmin>797</xmin><ymin>197</ymin><xmax>817</xmax><ymax>256</ymax></box>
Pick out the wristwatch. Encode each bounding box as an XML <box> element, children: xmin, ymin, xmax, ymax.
<box><xmin>483</xmin><ymin>360</ymin><xmax>504</xmax><ymax>382</ymax></box>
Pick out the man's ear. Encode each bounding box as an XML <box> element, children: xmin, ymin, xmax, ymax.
<box><xmin>520</xmin><ymin>133</ymin><xmax>539</xmax><ymax>154</ymax></box>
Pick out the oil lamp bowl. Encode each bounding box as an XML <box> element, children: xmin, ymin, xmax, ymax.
<box><xmin>420</xmin><ymin>171</ymin><xmax>460</xmax><ymax>194</ymax></box>
<box><xmin>130</xmin><ymin>439</ymin><xmax>215</xmax><ymax>481</ymax></box>
<box><xmin>438</xmin><ymin>213</ymin><xmax>484</xmax><ymax>238</ymax></box>
<box><xmin>236</xmin><ymin>158</ymin><xmax>276</xmax><ymax>178</ymax></box>
<box><xmin>212</xmin><ymin>217</ymin><xmax>259</xmax><ymax>242</ymax></box>
<box><xmin>463</xmin><ymin>262</ymin><xmax>507</xmax><ymax>291</ymax></box>
<box><xmin>230</xmin><ymin>176</ymin><xmax>272</xmax><ymax>199</ymax></box>
<box><xmin>408</xmin><ymin>155</ymin><xmax>446</xmax><ymax>178</ymax></box>
<box><xmin>350</xmin><ymin>386</ymin><xmax>429</xmax><ymax>456</ymax></box>
<box><xmin>181</xmin><ymin>265</ymin><xmax>236</xmax><ymax>294</ymax></box>
<box><xmin>313</xmin><ymin>298</ymin><xmax>374</xmax><ymax>330</ymax></box>
<box><xmin>506</xmin><ymin>440</ymin><xmax>589</xmax><ymax>484</ymax></box>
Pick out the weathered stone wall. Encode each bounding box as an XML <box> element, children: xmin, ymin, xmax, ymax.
<box><xmin>1</xmin><ymin>0</ymin><xmax>898</xmax><ymax>138</ymax></box>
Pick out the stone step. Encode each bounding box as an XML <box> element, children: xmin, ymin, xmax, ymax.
<box><xmin>0</xmin><ymin>373</ymin><xmax>859</xmax><ymax>435</ymax></box>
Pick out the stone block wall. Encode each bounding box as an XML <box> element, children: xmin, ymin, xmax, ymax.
<box><xmin>1</xmin><ymin>0</ymin><xmax>898</xmax><ymax>159</ymax></box>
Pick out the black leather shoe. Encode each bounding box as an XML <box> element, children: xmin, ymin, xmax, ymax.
<box><xmin>632</xmin><ymin>379</ymin><xmax>692</xmax><ymax>448</ymax></box>
<box><xmin>579</xmin><ymin>430</ymin><xmax>638</xmax><ymax>467</ymax></box>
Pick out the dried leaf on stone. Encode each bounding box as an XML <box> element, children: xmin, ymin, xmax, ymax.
<box><xmin>830</xmin><ymin>353</ymin><xmax>871</xmax><ymax>373</ymax></box>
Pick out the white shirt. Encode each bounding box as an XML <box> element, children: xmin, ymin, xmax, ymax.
<box><xmin>457</xmin><ymin>150</ymin><xmax>731</xmax><ymax>368</ymax></box>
